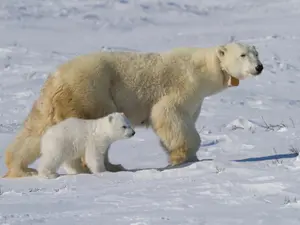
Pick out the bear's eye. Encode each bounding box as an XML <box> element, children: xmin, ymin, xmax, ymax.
<box><xmin>240</xmin><ymin>54</ymin><xmax>246</xmax><ymax>57</ymax></box>
<box><xmin>122</xmin><ymin>126</ymin><xmax>127</xmax><ymax>129</ymax></box>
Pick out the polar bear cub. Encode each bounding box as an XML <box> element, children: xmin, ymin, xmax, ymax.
<box><xmin>37</xmin><ymin>112</ymin><xmax>135</xmax><ymax>179</ymax></box>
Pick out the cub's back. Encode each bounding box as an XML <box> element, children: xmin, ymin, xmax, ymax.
<box><xmin>43</xmin><ymin>117</ymin><xmax>89</xmax><ymax>142</ymax></box>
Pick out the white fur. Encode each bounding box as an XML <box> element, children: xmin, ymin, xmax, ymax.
<box><xmin>217</xmin><ymin>43</ymin><xmax>263</xmax><ymax>80</ymax></box>
<box><xmin>37</xmin><ymin>112</ymin><xmax>135</xmax><ymax>179</ymax></box>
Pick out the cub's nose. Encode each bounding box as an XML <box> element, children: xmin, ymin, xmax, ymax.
<box><xmin>131</xmin><ymin>130</ymin><xmax>135</xmax><ymax>137</ymax></box>
<box><xmin>255</xmin><ymin>64</ymin><xmax>263</xmax><ymax>73</ymax></box>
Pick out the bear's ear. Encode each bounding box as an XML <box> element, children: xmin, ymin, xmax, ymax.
<box><xmin>108</xmin><ymin>115</ymin><xmax>113</xmax><ymax>123</ymax></box>
<box><xmin>217</xmin><ymin>46</ymin><xmax>227</xmax><ymax>58</ymax></box>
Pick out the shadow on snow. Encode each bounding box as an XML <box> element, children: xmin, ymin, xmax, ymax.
<box><xmin>124</xmin><ymin>152</ymin><xmax>299</xmax><ymax>172</ymax></box>
<box><xmin>232</xmin><ymin>152</ymin><xmax>299</xmax><ymax>163</ymax></box>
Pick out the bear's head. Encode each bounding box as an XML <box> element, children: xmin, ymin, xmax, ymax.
<box><xmin>217</xmin><ymin>43</ymin><xmax>263</xmax><ymax>82</ymax></box>
<box><xmin>105</xmin><ymin>112</ymin><xmax>135</xmax><ymax>141</ymax></box>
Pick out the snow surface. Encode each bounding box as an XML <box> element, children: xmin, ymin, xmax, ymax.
<box><xmin>1</xmin><ymin>0</ymin><xmax>300</xmax><ymax>224</ymax></box>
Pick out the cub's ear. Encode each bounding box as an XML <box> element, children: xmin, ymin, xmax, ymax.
<box><xmin>252</xmin><ymin>45</ymin><xmax>259</xmax><ymax>55</ymax></box>
<box><xmin>108</xmin><ymin>115</ymin><xmax>113</xmax><ymax>123</ymax></box>
<box><xmin>217</xmin><ymin>45</ymin><xmax>227</xmax><ymax>58</ymax></box>
<box><xmin>251</xmin><ymin>45</ymin><xmax>257</xmax><ymax>51</ymax></box>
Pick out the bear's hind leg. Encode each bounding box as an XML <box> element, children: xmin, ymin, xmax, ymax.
<box><xmin>3</xmin><ymin>166</ymin><xmax>38</xmax><ymax>178</ymax></box>
<box><xmin>3</xmin><ymin>131</ymin><xmax>41</xmax><ymax>178</ymax></box>
<box><xmin>151</xmin><ymin>98</ymin><xmax>201</xmax><ymax>166</ymax></box>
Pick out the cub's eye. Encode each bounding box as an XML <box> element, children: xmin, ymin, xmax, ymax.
<box><xmin>240</xmin><ymin>54</ymin><xmax>246</xmax><ymax>57</ymax></box>
<box><xmin>122</xmin><ymin>126</ymin><xmax>127</xmax><ymax>129</ymax></box>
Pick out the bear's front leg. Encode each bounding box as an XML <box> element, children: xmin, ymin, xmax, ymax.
<box><xmin>151</xmin><ymin>97</ymin><xmax>201</xmax><ymax>166</ymax></box>
<box><xmin>85</xmin><ymin>145</ymin><xmax>106</xmax><ymax>174</ymax></box>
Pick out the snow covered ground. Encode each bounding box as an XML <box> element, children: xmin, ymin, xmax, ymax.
<box><xmin>1</xmin><ymin>0</ymin><xmax>300</xmax><ymax>224</ymax></box>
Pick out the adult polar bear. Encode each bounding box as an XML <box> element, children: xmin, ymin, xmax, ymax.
<box><xmin>3</xmin><ymin>42</ymin><xmax>263</xmax><ymax>178</ymax></box>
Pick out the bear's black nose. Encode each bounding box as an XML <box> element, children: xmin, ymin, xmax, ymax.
<box><xmin>255</xmin><ymin>64</ymin><xmax>263</xmax><ymax>73</ymax></box>
<box><xmin>131</xmin><ymin>131</ymin><xmax>135</xmax><ymax>136</ymax></box>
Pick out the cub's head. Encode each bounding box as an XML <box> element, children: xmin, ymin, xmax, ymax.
<box><xmin>105</xmin><ymin>112</ymin><xmax>135</xmax><ymax>141</ymax></box>
<box><xmin>217</xmin><ymin>42</ymin><xmax>263</xmax><ymax>82</ymax></box>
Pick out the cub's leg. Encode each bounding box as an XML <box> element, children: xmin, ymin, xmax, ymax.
<box><xmin>85</xmin><ymin>145</ymin><xmax>106</xmax><ymax>174</ymax></box>
<box><xmin>38</xmin><ymin>154</ymin><xmax>63</xmax><ymax>179</ymax></box>
<box><xmin>151</xmin><ymin>97</ymin><xmax>201</xmax><ymax>166</ymax></box>
<box><xmin>37</xmin><ymin>141</ymin><xmax>65</xmax><ymax>179</ymax></box>
<box><xmin>81</xmin><ymin>97</ymin><xmax>119</xmax><ymax>172</ymax></box>
<box><xmin>62</xmin><ymin>158</ymin><xmax>91</xmax><ymax>175</ymax></box>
